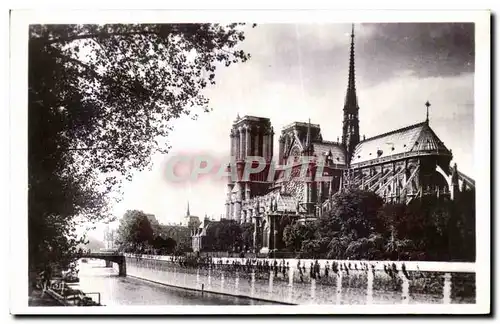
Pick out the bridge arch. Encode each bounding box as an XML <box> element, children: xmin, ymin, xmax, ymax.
<box><xmin>82</xmin><ymin>252</ymin><xmax>127</xmax><ymax>276</ymax></box>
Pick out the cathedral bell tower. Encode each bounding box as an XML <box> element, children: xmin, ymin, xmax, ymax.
<box><xmin>341</xmin><ymin>24</ymin><xmax>361</xmax><ymax>165</ymax></box>
<box><xmin>225</xmin><ymin>115</ymin><xmax>274</xmax><ymax>223</ymax></box>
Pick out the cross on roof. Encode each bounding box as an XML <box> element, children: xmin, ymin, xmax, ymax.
<box><xmin>425</xmin><ymin>101</ymin><xmax>431</xmax><ymax>123</ymax></box>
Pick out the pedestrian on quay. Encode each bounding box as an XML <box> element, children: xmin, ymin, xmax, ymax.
<box><xmin>309</xmin><ymin>262</ymin><xmax>315</xmax><ymax>279</ymax></box>
<box><xmin>332</xmin><ymin>261</ymin><xmax>338</xmax><ymax>273</ymax></box>
<box><xmin>325</xmin><ymin>261</ymin><xmax>329</xmax><ymax>278</ymax></box>
<box><xmin>315</xmin><ymin>260</ymin><xmax>321</xmax><ymax>279</ymax></box>
<box><xmin>40</xmin><ymin>264</ymin><xmax>52</xmax><ymax>298</ymax></box>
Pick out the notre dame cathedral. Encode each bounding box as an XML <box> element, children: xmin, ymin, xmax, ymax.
<box><xmin>223</xmin><ymin>26</ymin><xmax>475</xmax><ymax>254</ymax></box>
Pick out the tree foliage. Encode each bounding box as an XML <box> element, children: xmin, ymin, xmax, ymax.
<box><xmin>282</xmin><ymin>189</ymin><xmax>475</xmax><ymax>261</ymax></box>
<box><xmin>30</xmin><ymin>23</ymin><xmax>252</xmax><ymax>182</ymax></box>
<box><xmin>329</xmin><ymin>189</ymin><xmax>385</xmax><ymax>238</ymax></box>
<box><xmin>115</xmin><ymin>210</ymin><xmax>154</xmax><ymax>251</ymax></box>
<box><xmin>240</xmin><ymin>222</ymin><xmax>255</xmax><ymax>252</ymax></box>
<box><xmin>283</xmin><ymin>221</ymin><xmax>316</xmax><ymax>252</ymax></box>
<box><xmin>203</xmin><ymin>219</ymin><xmax>242</xmax><ymax>252</ymax></box>
<box><xmin>151</xmin><ymin>236</ymin><xmax>177</xmax><ymax>254</ymax></box>
<box><xmin>28</xmin><ymin>23</ymin><xmax>253</xmax><ymax>272</ymax></box>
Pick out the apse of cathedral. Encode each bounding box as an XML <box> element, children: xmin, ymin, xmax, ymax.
<box><xmin>223</xmin><ymin>26</ymin><xmax>475</xmax><ymax>254</ymax></box>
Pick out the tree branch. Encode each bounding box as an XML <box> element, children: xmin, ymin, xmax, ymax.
<box><xmin>32</xmin><ymin>30</ymin><xmax>170</xmax><ymax>46</ymax></box>
<box><xmin>50</xmin><ymin>48</ymin><xmax>144</xmax><ymax>102</ymax></box>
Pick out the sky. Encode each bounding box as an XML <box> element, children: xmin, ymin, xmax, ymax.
<box><xmin>91</xmin><ymin>23</ymin><xmax>475</xmax><ymax>238</ymax></box>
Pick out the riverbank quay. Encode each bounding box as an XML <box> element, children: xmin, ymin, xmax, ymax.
<box><xmin>29</xmin><ymin>279</ymin><xmax>103</xmax><ymax>307</ymax></box>
<box><xmin>122</xmin><ymin>253</ymin><xmax>476</xmax><ymax>305</ymax></box>
<box><xmin>28</xmin><ymin>289</ymin><xmax>64</xmax><ymax>306</ymax></box>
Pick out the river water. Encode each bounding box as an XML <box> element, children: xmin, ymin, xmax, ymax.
<box><xmin>74</xmin><ymin>259</ymin><xmax>279</xmax><ymax>306</ymax></box>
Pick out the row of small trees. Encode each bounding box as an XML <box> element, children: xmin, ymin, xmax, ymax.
<box><xmin>282</xmin><ymin>189</ymin><xmax>475</xmax><ymax>261</ymax></box>
<box><xmin>113</xmin><ymin>188</ymin><xmax>475</xmax><ymax>262</ymax></box>
<box><xmin>113</xmin><ymin>210</ymin><xmax>257</xmax><ymax>255</ymax></box>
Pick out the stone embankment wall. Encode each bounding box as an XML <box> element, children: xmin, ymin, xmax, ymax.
<box><xmin>122</xmin><ymin>254</ymin><xmax>476</xmax><ymax>305</ymax></box>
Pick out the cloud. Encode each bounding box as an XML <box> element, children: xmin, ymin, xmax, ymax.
<box><xmin>359</xmin><ymin>23</ymin><xmax>474</xmax><ymax>85</ymax></box>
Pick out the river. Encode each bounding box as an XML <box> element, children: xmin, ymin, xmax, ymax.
<box><xmin>73</xmin><ymin>259</ymin><xmax>280</xmax><ymax>306</ymax></box>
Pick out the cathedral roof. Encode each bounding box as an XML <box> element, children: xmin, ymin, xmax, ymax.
<box><xmin>282</xmin><ymin>122</ymin><xmax>322</xmax><ymax>141</ymax></box>
<box><xmin>312</xmin><ymin>141</ymin><xmax>347</xmax><ymax>165</ymax></box>
<box><xmin>350</xmin><ymin>122</ymin><xmax>452</xmax><ymax>165</ymax></box>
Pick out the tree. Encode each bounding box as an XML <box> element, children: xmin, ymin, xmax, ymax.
<box><xmin>377</xmin><ymin>192</ymin><xmax>475</xmax><ymax>261</ymax></box>
<box><xmin>240</xmin><ymin>223</ymin><xmax>254</xmax><ymax>252</ymax></box>
<box><xmin>404</xmin><ymin>196</ymin><xmax>454</xmax><ymax>260</ymax></box>
<box><xmin>214</xmin><ymin>219</ymin><xmax>242</xmax><ymax>251</ymax></box>
<box><xmin>452</xmin><ymin>189</ymin><xmax>475</xmax><ymax>261</ymax></box>
<box><xmin>203</xmin><ymin>219</ymin><xmax>242</xmax><ymax>251</ymax></box>
<box><xmin>326</xmin><ymin>235</ymin><xmax>352</xmax><ymax>259</ymax></box>
<box><xmin>329</xmin><ymin>189</ymin><xmax>384</xmax><ymax>239</ymax></box>
<box><xmin>145</xmin><ymin>214</ymin><xmax>162</xmax><ymax>235</ymax></box>
<box><xmin>151</xmin><ymin>236</ymin><xmax>177</xmax><ymax>254</ymax></box>
<box><xmin>301</xmin><ymin>237</ymin><xmax>330</xmax><ymax>259</ymax></box>
<box><xmin>116</xmin><ymin>210</ymin><xmax>154</xmax><ymax>251</ymax></box>
<box><xmin>29</xmin><ymin>23</ymin><xmax>253</xmax><ymax>273</ymax></box>
<box><xmin>300</xmin><ymin>190</ymin><xmax>383</xmax><ymax>259</ymax></box>
<box><xmin>283</xmin><ymin>221</ymin><xmax>317</xmax><ymax>252</ymax></box>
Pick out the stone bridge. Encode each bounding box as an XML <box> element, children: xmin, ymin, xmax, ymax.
<box><xmin>83</xmin><ymin>252</ymin><xmax>126</xmax><ymax>276</ymax></box>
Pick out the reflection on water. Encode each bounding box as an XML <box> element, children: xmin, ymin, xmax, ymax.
<box><xmin>75</xmin><ymin>259</ymin><xmax>279</xmax><ymax>306</ymax></box>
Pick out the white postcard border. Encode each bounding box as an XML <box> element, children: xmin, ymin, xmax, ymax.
<box><xmin>8</xmin><ymin>9</ymin><xmax>491</xmax><ymax>315</ymax></box>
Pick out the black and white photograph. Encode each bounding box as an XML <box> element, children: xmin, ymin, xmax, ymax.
<box><xmin>9</xmin><ymin>9</ymin><xmax>490</xmax><ymax>315</ymax></box>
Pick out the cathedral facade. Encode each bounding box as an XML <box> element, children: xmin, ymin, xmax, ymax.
<box><xmin>223</xmin><ymin>26</ymin><xmax>475</xmax><ymax>254</ymax></box>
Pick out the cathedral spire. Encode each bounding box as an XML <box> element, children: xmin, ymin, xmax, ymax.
<box><xmin>348</xmin><ymin>23</ymin><xmax>356</xmax><ymax>95</ymax></box>
<box><xmin>186</xmin><ymin>201</ymin><xmax>190</xmax><ymax>216</ymax></box>
<box><xmin>342</xmin><ymin>23</ymin><xmax>361</xmax><ymax>164</ymax></box>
